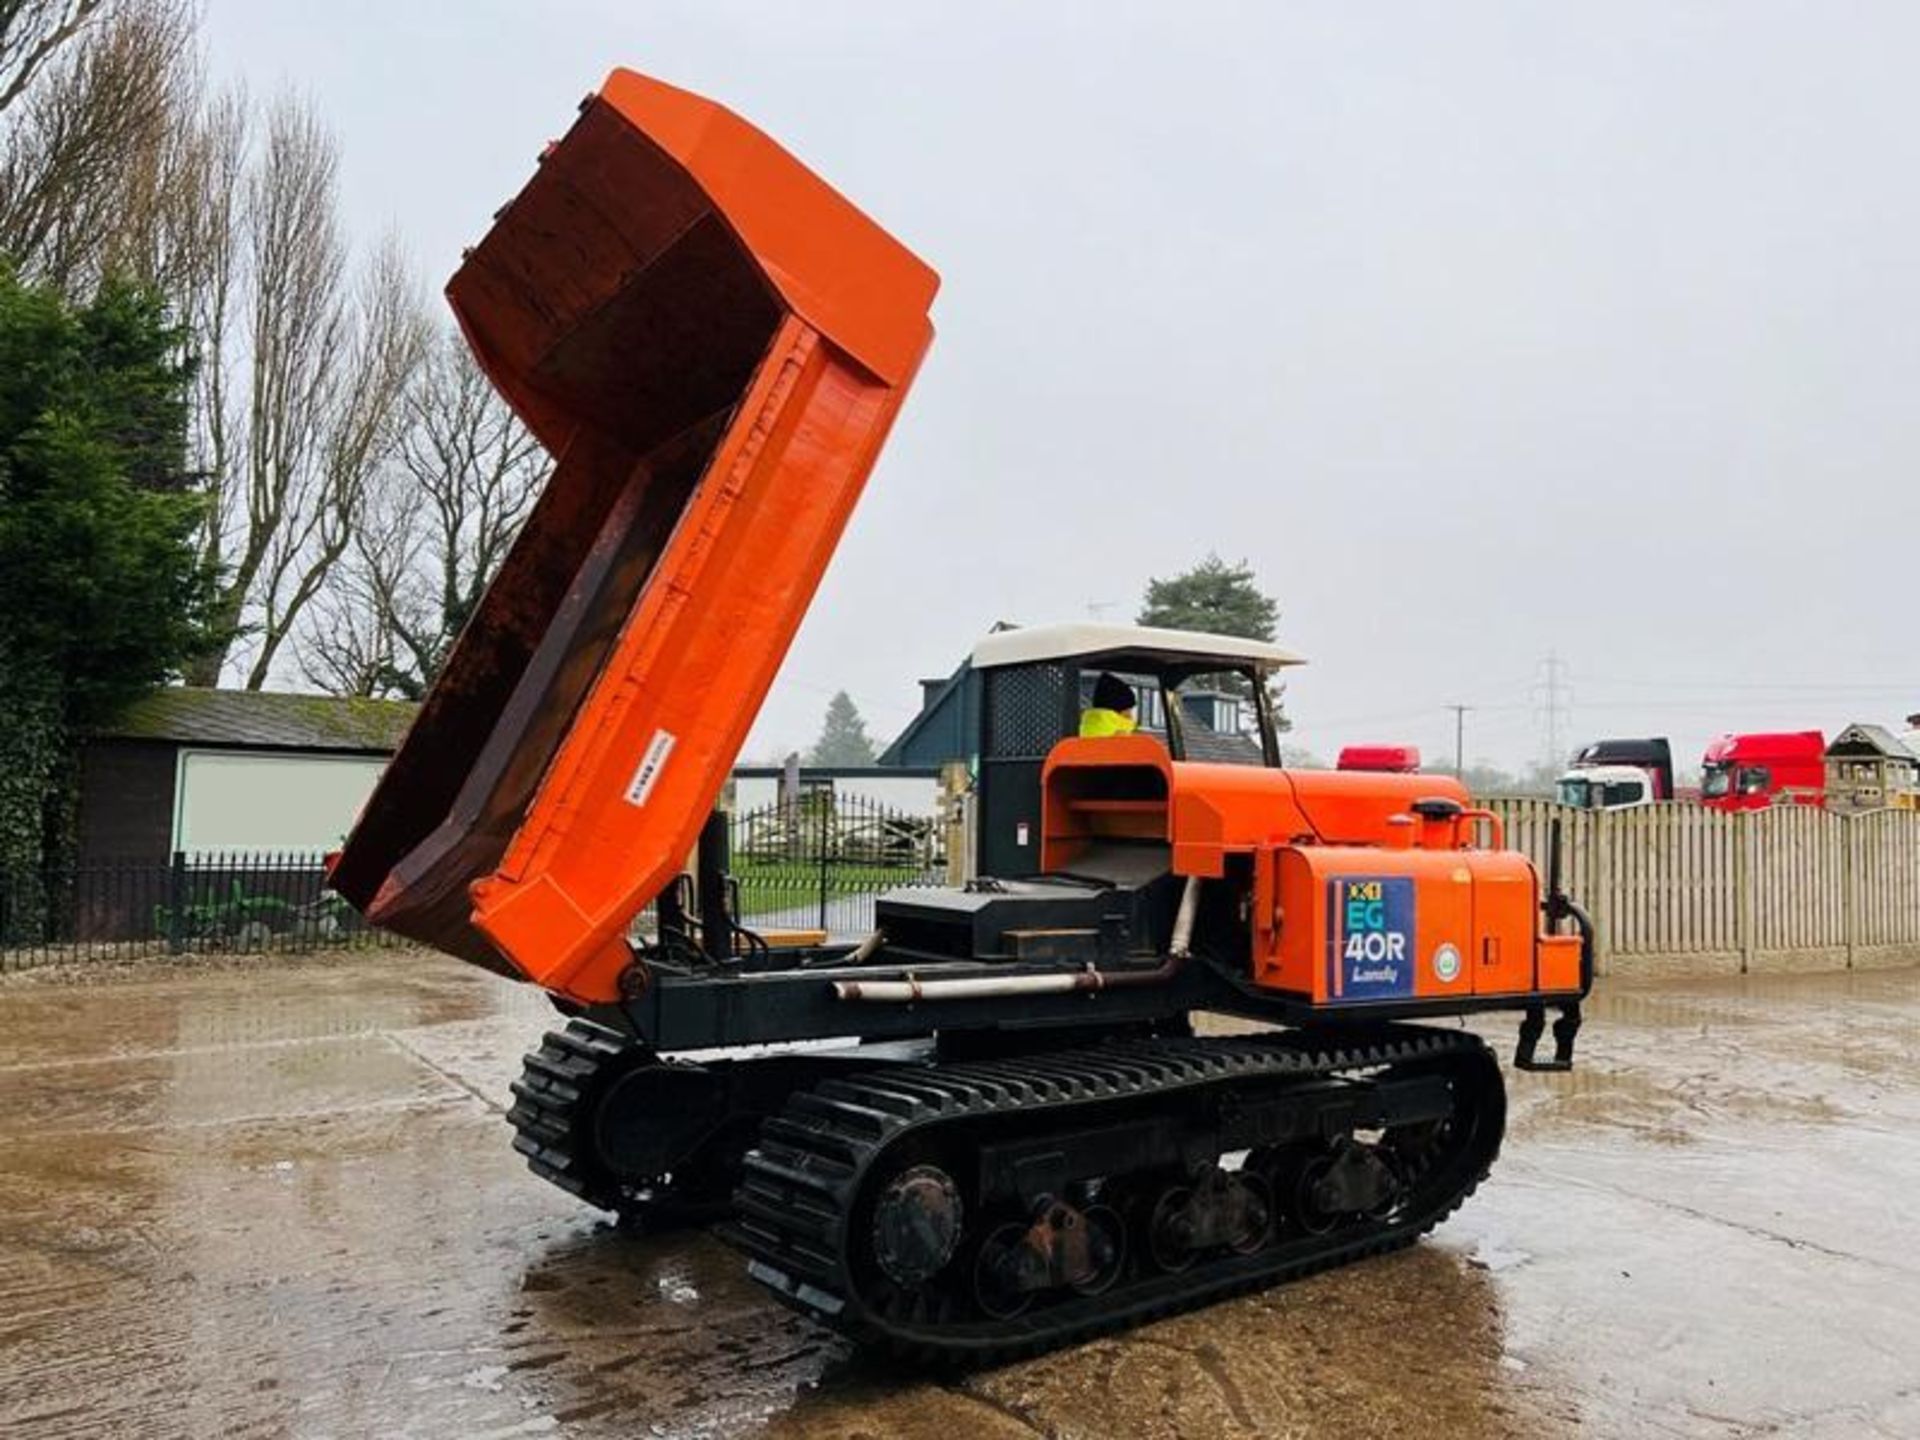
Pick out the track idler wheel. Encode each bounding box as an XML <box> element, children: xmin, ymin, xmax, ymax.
<box><xmin>1147</xmin><ymin>1167</ymin><xmax>1273</xmax><ymax>1272</ymax></box>
<box><xmin>509</xmin><ymin>1022</ymin><xmax>759</xmax><ymax>1232</ymax></box>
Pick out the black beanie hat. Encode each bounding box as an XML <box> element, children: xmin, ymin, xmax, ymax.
<box><xmin>1092</xmin><ymin>672</ymin><xmax>1136</xmax><ymax>712</ymax></box>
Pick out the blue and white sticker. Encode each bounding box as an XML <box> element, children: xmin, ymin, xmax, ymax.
<box><xmin>1327</xmin><ymin>877</ymin><xmax>1416</xmax><ymax>1002</ymax></box>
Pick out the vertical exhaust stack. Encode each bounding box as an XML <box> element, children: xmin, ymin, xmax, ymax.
<box><xmin>328</xmin><ymin>69</ymin><xmax>939</xmax><ymax>1003</ymax></box>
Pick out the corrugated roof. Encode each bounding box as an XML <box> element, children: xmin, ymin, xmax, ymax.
<box><xmin>1827</xmin><ymin>723</ymin><xmax>1920</xmax><ymax>760</ymax></box>
<box><xmin>99</xmin><ymin>687</ymin><xmax>418</xmax><ymax>753</ymax></box>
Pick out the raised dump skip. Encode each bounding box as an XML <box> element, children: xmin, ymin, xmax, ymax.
<box><xmin>328</xmin><ymin>70</ymin><xmax>938</xmax><ymax>1003</ymax></box>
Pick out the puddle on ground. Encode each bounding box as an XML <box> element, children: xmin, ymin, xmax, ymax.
<box><xmin>1</xmin><ymin>951</ymin><xmax>1915</xmax><ymax>1437</ymax></box>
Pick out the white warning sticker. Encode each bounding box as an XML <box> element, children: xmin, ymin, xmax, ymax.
<box><xmin>624</xmin><ymin>730</ymin><xmax>677</xmax><ymax>807</ymax></box>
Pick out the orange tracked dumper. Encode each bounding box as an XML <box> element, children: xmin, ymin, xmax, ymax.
<box><xmin>331</xmin><ymin>69</ymin><xmax>1591</xmax><ymax>1361</ymax></box>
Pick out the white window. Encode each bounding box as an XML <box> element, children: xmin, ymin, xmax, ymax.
<box><xmin>174</xmin><ymin>750</ymin><xmax>387</xmax><ymax>856</ymax></box>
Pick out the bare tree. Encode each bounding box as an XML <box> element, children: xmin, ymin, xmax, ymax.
<box><xmin>104</xmin><ymin>61</ymin><xmax>242</xmax><ymax>298</ymax></box>
<box><xmin>0</xmin><ymin>0</ymin><xmax>246</xmax><ymax>499</ymax></box>
<box><xmin>299</xmin><ymin>332</ymin><xmax>547</xmax><ymax>699</ymax></box>
<box><xmin>176</xmin><ymin>95</ymin><xmax>428</xmax><ymax>687</ymax></box>
<box><xmin>0</xmin><ymin>0</ymin><xmax>111</xmax><ymax>116</ymax></box>
<box><xmin>161</xmin><ymin>85</ymin><xmax>244</xmax><ymax>510</ymax></box>
<box><xmin>2</xmin><ymin>4</ymin><xmax>444</xmax><ymax>694</ymax></box>
<box><xmin>235</xmin><ymin>227</ymin><xmax>427</xmax><ymax>688</ymax></box>
<box><xmin>210</xmin><ymin>95</ymin><xmax>347</xmax><ymax>681</ymax></box>
<box><xmin>386</xmin><ymin>335</ymin><xmax>545</xmax><ymax>686</ymax></box>
<box><xmin>297</xmin><ymin>477</ymin><xmax>412</xmax><ymax>698</ymax></box>
<box><xmin>0</xmin><ymin>0</ymin><xmax>193</xmax><ymax>291</ymax></box>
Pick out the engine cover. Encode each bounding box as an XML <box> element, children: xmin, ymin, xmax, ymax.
<box><xmin>1255</xmin><ymin>845</ymin><xmax>1577</xmax><ymax>1006</ymax></box>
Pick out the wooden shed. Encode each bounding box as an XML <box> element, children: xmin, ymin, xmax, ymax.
<box><xmin>1823</xmin><ymin>723</ymin><xmax>1920</xmax><ymax>814</ymax></box>
<box><xmin>78</xmin><ymin>688</ymin><xmax>418</xmax><ymax>866</ymax></box>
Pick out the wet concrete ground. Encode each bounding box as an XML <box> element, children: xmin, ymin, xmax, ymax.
<box><xmin>0</xmin><ymin>954</ymin><xmax>1914</xmax><ymax>1438</ymax></box>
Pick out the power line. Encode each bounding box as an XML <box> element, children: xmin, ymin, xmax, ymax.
<box><xmin>1294</xmin><ymin>699</ymin><xmax>1529</xmax><ymax>732</ymax></box>
<box><xmin>1570</xmin><ymin>698</ymin><xmax>1868</xmax><ymax>715</ymax></box>
<box><xmin>1575</xmin><ymin>676</ymin><xmax>1918</xmax><ymax>694</ymax></box>
<box><xmin>1291</xmin><ymin>705</ymin><xmax>1457</xmax><ymax>732</ymax></box>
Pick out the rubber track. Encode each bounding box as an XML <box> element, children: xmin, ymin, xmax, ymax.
<box><xmin>722</xmin><ymin>1026</ymin><xmax>1502</xmax><ymax>1363</ymax></box>
<box><xmin>506</xmin><ymin>1019</ymin><xmax>633</xmax><ymax>1213</ymax></box>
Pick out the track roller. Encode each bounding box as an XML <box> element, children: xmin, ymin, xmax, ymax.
<box><xmin>727</xmin><ymin>1024</ymin><xmax>1504</xmax><ymax>1362</ymax></box>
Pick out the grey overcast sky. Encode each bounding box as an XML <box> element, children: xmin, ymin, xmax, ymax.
<box><xmin>202</xmin><ymin>1</ymin><xmax>1919</xmax><ymax>772</ymax></box>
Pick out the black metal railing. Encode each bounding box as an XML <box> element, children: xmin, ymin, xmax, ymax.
<box><xmin>727</xmin><ymin>794</ymin><xmax>946</xmax><ymax>937</ymax></box>
<box><xmin>3</xmin><ymin>800</ymin><xmax>948</xmax><ymax>970</ymax></box>
<box><xmin>0</xmin><ymin>851</ymin><xmax>396</xmax><ymax>969</ymax></box>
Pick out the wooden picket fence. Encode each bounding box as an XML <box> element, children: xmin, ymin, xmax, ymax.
<box><xmin>1487</xmin><ymin>799</ymin><xmax>1920</xmax><ymax>976</ymax></box>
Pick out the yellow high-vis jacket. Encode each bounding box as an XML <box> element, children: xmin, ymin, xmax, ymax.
<box><xmin>1078</xmin><ymin>707</ymin><xmax>1138</xmax><ymax>739</ymax></box>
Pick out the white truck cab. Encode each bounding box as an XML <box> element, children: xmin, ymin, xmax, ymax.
<box><xmin>1555</xmin><ymin>763</ymin><xmax>1656</xmax><ymax>811</ymax></box>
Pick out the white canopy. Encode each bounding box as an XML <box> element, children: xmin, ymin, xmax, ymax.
<box><xmin>970</xmin><ymin>623</ymin><xmax>1306</xmax><ymax>672</ymax></box>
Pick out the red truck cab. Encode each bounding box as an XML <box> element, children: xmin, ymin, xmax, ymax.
<box><xmin>1700</xmin><ymin>731</ymin><xmax>1825</xmax><ymax>811</ymax></box>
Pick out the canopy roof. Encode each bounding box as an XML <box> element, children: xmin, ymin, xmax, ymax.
<box><xmin>971</xmin><ymin>623</ymin><xmax>1305</xmax><ymax>674</ymax></box>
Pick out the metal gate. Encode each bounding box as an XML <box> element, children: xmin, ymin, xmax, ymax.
<box><xmin>728</xmin><ymin>794</ymin><xmax>946</xmax><ymax>936</ymax></box>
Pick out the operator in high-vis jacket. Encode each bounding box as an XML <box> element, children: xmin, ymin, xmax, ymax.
<box><xmin>1080</xmin><ymin>672</ymin><xmax>1139</xmax><ymax>737</ymax></box>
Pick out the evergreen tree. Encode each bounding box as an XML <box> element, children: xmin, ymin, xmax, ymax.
<box><xmin>1137</xmin><ymin>554</ymin><xmax>1285</xmax><ymax>718</ymax></box>
<box><xmin>808</xmin><ymin>691</ymin><xmax>877</xmax><ymax>767</ymax></box>
<box><xmin>0</xmin><ymin>267</ymin><xmax>216</xmax><ymax>902</ymax></box>
<box><xmin>1138</xmin><ymin>553</ymin><xmax>1280</xmax><ymax>641</ymax></box>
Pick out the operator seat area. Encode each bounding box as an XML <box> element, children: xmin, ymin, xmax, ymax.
<box><xmin>1041</xmin><ymin>745</ymin><xmax>1173</xmax><ymax>886</ymax></box>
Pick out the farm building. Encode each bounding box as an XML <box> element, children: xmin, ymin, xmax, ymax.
<box><xmin>1824</xmin><ymin>723</ymin><xmax>1920</xmax><ymax>813</ymax></box>
<box><xmin>77</xmin><ymin>688</ymin><xmax>418</xmax><ymax>866</ymax></box>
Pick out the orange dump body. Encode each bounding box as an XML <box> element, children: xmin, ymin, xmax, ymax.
<box><xmin>328</xmin><ymin>70</ymin><xmax>938</xmax><ymax>1003</ymax></box>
